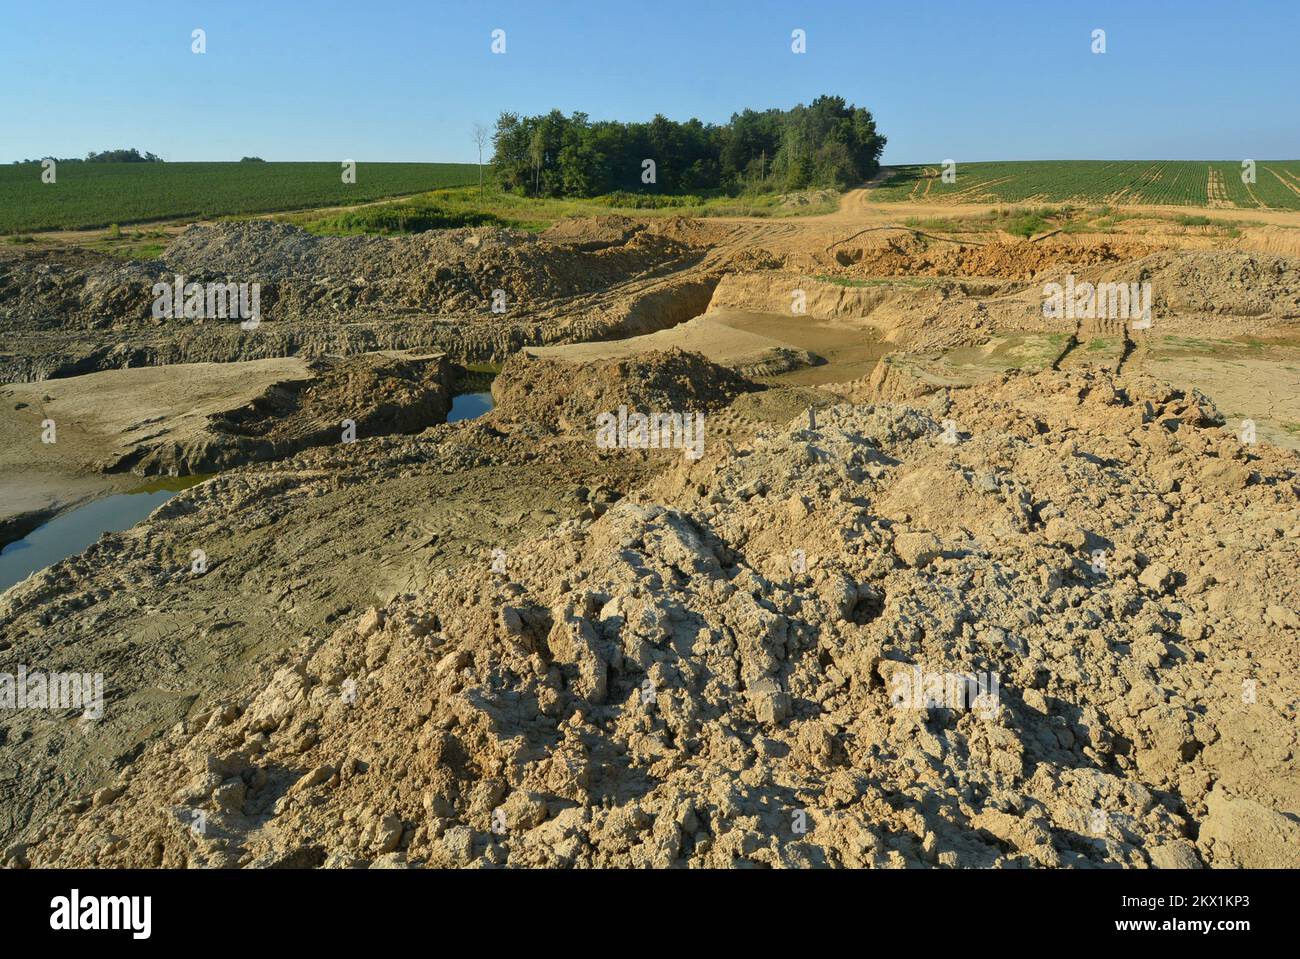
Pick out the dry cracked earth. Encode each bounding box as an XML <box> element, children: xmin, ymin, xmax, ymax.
<box><xmin>1</xmin><ymin>197</ymin><xmax>1298</xmax><ymax>869</ymax></box>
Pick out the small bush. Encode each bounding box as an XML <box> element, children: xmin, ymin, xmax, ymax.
<box><xmin>595</xmin><ymin>191</ymin><xmax>705</xmax><ymax>209</ymax></box>
<box><xmin>1002</xmin><ymin>212</ymin><xmax>1048</xmax><ymax>238</ymax></box>
<box><xmin>309</xmin><ymin>200</ymin><xmax>502</xmax><ymax>235</ymax></box>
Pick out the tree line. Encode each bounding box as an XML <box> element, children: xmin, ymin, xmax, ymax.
<box><xmin>12</xmin><ymin>148</ymin><xmax>162</xmax><ymax>164</ymax></box>
<box><xmin>490</xmin><ymin>95</ymin><xmax>885</xmax><ymax>198</ymax></box>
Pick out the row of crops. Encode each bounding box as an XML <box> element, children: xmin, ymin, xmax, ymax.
<box><xmin>0</xmin><ymin>162</ymin><xmax>483</xmax><ymax>233</ymax></box>
<box><xmin>871</xmin><ymin>160</ymin><xmax>1300</xmax><ymax>210</ymax></box>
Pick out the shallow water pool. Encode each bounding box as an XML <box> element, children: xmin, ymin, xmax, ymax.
<box><xmin>0</xmin><ymin>477</ymin><xmax>205</xmax><ymax>593</ymax></box>
<box><xmin>447</xmin><ymin>391</ymin><xmax>494</xmax><ymax>422</ymax></box>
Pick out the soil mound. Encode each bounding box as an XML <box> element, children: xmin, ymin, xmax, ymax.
<box><xmin>0</xmin><ymin>220</ymin><xmax>703</xmax><ymax>337</ymax></box>
<box><xmin>492</xmin><ymin>349</ymin><xmax>762</xmax><ymax>432</ymax></box>
<box><xmin>1134</xmin><ymin>251</ymin><xmax>1300</xmax><ymax>318</ymax></box>
<box><xmin>161</xmin><ymin>221</ymin><xmax>698</xmax><ymax>316</ymax></box>
<box><xmin>837</xmin><ymin>354</ymin><xmax>947</xmax><ymax>403</ymax></box>
<box><xmin>540</xmin><ymin>215</ymin><xmax>643</xmax><ymax>251</ymax></box>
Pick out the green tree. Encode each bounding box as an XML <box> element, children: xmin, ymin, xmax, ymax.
<box><xmin>490</xmin><ymin>96</ymin><xmax>885</xmax><ymax>199</ymax></box>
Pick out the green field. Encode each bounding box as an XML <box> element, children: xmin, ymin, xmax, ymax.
<box><xmin>0</xmin><ymin>161</ymin><xmax>482</xmax><ymax>233</ymax></box>
<box><xmin>871</xmin><ymin>160</ymin><xmax>1300</xmax><ymax>210</ymax></box>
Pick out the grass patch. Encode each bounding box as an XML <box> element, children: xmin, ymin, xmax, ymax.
<box><xmin>999</xmin><ymin>209</ymin><xmax>1050</xmax><ymax>238</ymax></box>
<box><xmin>902</xmin><ymin>205</ymin><xmax>1085</xmax><ymax>238</ymax></box>
<box><xmin>902</xmin><ymin>216</ymin><xmax>971</xmax><ymax>233</ymax></box>
<box><xmin>88</xmin><ymin>226</ymin><xmax>172</xmax><ymax>260</ymax></box>
<box><xmin>303</xmin><ymin>199</ymin><xmax>503</xmax><ymax>235</ymax></box>
<box><xmin>278</xmin><ymin>184</ymin><xmax>841</xmax><ymax>235</ymax></box>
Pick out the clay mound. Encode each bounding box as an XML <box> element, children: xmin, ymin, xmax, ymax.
<box><xmin>1030</xmin><ymin>250</ymin><xmax>1300</xmax><ymax>320</ymax></box>
<box><xmin>730</xmin><ymin>346</ymin><xmax>823</xmax><ymax>378</ymax></box>
<box><xmin>243</xmin><ymin>352</ymin><xmax>453</xmax><ymax>444</ymax></box>
<box><xmin>1137</xmin><ymin>251</ymin><xmax>1300</xmax><ymax>318</ymax></box>
<box><xmin>0</xmin><ymin>248</ymin><xmax>164</xmax><ymax>329</ymax></box>
<box><xmin>143</xmin><ymin>220</ymin><xmax>699</xmax><ymax>319</ymax></box>
<box><xmin>23</xmin><ymin>367</ymin><xmax>1300</xmax><ymax>870</ymax></box>
<box><xmin>643</xmin><ymin>215</ymin><xmax>729</xmax><ymax>248</ymax></box>
<box><xmin>492</xmin><ymin>348</ymin><xmax>763</xmax><ymax>432</ymax></box>
<box><xmin>540</xmin><ymin>215</ymin><xmax>643</xmax><ymax>251</ymax></box>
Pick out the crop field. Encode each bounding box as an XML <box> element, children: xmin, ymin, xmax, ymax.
<box><xmin>0</xmin><ymin>161</ymin><xmax>482</xmax><ymax>233</ymax></box>
<box><xmin>871</xmin><ymin>160</ymin><xmax>1300</xmax><ymax>209</ymax></box>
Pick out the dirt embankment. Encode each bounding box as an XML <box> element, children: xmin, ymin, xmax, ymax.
<box><xmin>0</xmin><ymin>353</ymin><xmax>462</xmax><ymax>538</ymax></box>
<box><xmin>0</xmin><ymin>219</ymin><xmax>717</xmax><ymax>382</ymax></box>
<box><xmin>824</xmin><ymin>234</ymin><xmax>1161</xmax><ymax>280</ymax></box>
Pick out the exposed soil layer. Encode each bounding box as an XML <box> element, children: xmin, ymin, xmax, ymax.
<box><xmin>0</xmin><ymin>220</ymin><xmax>719</xmax><ymax>381</ymax></box>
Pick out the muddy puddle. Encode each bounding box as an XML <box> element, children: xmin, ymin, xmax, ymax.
<box><xmin>935</xmin><ymin>333</ymin><xmax>1072</xmax><ymax>379</ymax></box>
<box><xmin>0</xmin><ymin>475</ymin><xmax>207</xmax><ymax>593</ymax></box>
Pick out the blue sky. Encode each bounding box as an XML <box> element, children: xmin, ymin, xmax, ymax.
<box><xmin>2</xmin><ymin>0</ymin><xmax>1297</xmax><ymax>164</ymax></box>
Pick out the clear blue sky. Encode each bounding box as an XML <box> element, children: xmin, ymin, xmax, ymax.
<box><xmin>2</xmin><ymin>0</ymin><xmax>1296</xmax><ymax>164</ymax></box>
